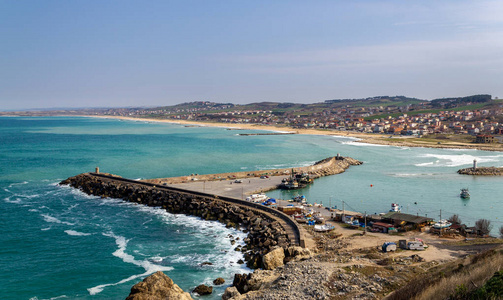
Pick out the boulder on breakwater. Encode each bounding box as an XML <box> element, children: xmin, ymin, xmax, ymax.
<box><xmin>126</xmin><ymin>271</ymin><xmax>192</xmax><ymax>300</ymax></box>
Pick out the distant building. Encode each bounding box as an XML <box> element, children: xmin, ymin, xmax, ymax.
<box><xmin>475</xmin><ymin>134</ymin><xmax>495</xmax><ymax>143</ymax></box>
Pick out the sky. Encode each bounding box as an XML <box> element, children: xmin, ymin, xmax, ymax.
<box><xmin>1</xmin><ymin>0</ymin><xmax>503</xmax><ymax>110</ymax></box>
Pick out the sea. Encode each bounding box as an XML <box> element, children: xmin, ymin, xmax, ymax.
<box><xmin>1</xmin><ymin>116</ymin><xmax>502</xmax><ymax>300</ymax></box>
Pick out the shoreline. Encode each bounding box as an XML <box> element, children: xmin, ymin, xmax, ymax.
<box><xmin>86</xmin><ymin>115</ymin><xmax>503</xmax><ymax>152</ymax></box>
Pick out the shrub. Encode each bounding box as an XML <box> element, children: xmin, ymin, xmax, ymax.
<box><xmin>449</xmin><ymin>214</ymin><xmax>462</xmax><ymax>225</ymax></box>
<box><xmin>475</xmin><ymin>219</ymin><xmax>492</xmax><ymax>236</ymax></box>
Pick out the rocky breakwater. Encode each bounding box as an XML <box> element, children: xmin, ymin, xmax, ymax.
<box><xmin>145</xmin><ymin>155</ymin><xmax>362</xmax><ymax>184</ymax></box>
<box><xmin>458</xmin><ymin>166</ymin><xmax>503</xmax><ymax>175</ymax></box>
<box><xmin>306</xmin><ymin>156</ymin><xmax>363</xmax><ymax>179</ymax></box>
<box><xmin>60</xmin><ymin>173</ymin><xmax>300</xmax><ymax>269</ymax></box>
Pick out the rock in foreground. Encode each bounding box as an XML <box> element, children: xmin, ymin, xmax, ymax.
<box><xmin>126</xmin><ymin>271</ymin><xmax>193</xmax><ymax>300</ymax></box>
<box><xmin>192</xmin><ymin>284</ymin><xmax>213</xmax><ymax>295</ymax></box>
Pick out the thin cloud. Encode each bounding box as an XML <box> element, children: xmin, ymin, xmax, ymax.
<box><xmin>225</xmin><ymin>33</ymin><xmax>503</xmax><ymax>75</ymax></box>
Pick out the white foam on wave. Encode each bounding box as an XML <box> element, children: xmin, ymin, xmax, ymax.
<box><xmin>8</xmin><ymin>181</ymin><xmax>29</xmax><ymax>188</ymax></box>
<box><xmin>3</xmin><ymin>196</ymin><xmax>22</xmax><ymax>204</ymax></box>
<box><xmin>415</xmin><ymin>153</ymin><xmax>503</xmax><ymax>167</ymax></box>
<box><xmin>41</xmin><ymin>214</ymin><xmax>75</xmax><ymax>226</ymax></box>
<box><xmin>390</xmin><ymin>173</ymin><xmax>438</xmax><ymax>178</ymax></box>
<box><xmin>133</xmin><ymin>204</ymin><xmax>249</xmax><ymax>272</ymax></box>
<box><xmin>340</xmin><ymin>141</ymin><xmax>390</xmax><ymax>147</ymax></box>
<box><xmin>29</xmin><ymin>295</ymin><xmax>68</xmax><ymax>300</ymax></box>
<box><xmin>256</xmin><ymin>161</ymin><xmax>315</xmax><ymax>170</ymax></box>
<box><xmin>329</xmin><ymin>135</ymin><xmax>361</xmax><ymax>141</ymax></box>
<box><xmin>64</xmin><ymin>230</ymin><xmax>92</xmax><ymax>236</ymax></box>
<box><xmin>41</xmin><ymin>227</ymin><xmax>51</xmax><ymax>231</ymax></box>
<box><xmin>89</xmin><ymin>231</ymin><xmax>173</xmax><ymax>295</ymax></box>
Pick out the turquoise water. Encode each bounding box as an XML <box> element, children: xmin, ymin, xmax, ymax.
<box><xmin>1</xmin><ymin>116</ymin><xmax>502</xmax><ymax>299</ymax></box>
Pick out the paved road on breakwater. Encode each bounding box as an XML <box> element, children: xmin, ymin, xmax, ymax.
<box><xmin>88</xmin><ymin>173</ymin><xmax>306</xmax><ymax>247</ymax></box>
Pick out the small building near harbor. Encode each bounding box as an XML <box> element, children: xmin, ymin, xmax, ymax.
<box><xmin>372</xmin><ymin>222</ymin><xmax>395</xmax><ymax>233</ymax></box>
<box><xmin>332</xmin><ymin>210</ymin><xmax>361</xmax><ymax>222</ymax></box>
<box><xmin>381</xmin><ymin>212</ymin><xmax>433</xmax><ymax>231</ymax></box>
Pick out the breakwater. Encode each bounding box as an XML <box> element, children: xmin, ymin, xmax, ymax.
<box><xmin>458</xmin><ymin>167</ymin><xmax>503</xmax><ymax>175</ymax></box>
<box><xmin>60</xmin><ymin>172</ymin><xmax>305</xmax><ymax>269</ymax></box>
<box><xmin>145</xmin><ymin>155</ymin><xmax>362</xmax><ymax>185</ymax></box>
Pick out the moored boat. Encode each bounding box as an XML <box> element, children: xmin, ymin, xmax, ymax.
<box><xmin>246</xmin><ymin>193</ymin><xmax>269</xmax><ymax>203</ymax></box>
<box><xmin>390</xmin><ymin>203</ymin><xmax>400</xmax><ymax>212</ymax></box>
<box><xmin>433</xmin><ymin>219</ymin><xmax>452</xmax><ymax>229</ymax></box>
<box><xmin>460</xmin><ymin>188</ymin><xmax>470</xmax><ymax>199</ymax></box>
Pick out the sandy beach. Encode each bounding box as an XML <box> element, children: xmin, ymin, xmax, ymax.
<box><xmin>90</xmin><ymin>115</ymin><xmax>503</xmax><ymax>152</ymax></box>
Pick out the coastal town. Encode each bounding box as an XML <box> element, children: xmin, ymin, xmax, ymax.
<box><xmin>92</xmin><ymin>94</ymin><xmax>503</xmax><ymax>142</ymax></box>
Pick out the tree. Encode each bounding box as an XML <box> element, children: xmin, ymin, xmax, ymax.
<box><xmin>500</xmin><ymin>225</ymin><xmax>503</xmax><ymax>239</ymax></box>
<box><xmin>448</xmin><ymin>214</ymin><xmax>462</xmax><ymax>225</ymax></box>
<box><xmin>475</xmin><ymin>219</ymin><xmax>492</xmax><ymax>236</ymax></box>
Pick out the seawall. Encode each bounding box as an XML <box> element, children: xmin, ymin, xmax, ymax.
<box><xmin>60</xmin><ymin>156</ymin><xmax>362</xmax><ymax>269</ymax></box>
<box><xmin>60</xmin><ymin>172</ymin><xmax>305</xmax><ymax>269</ymax></box>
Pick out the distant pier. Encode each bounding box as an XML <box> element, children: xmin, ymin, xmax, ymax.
<box><xmin>238</xmin><ymin>132</ymin><xmax>295</xmax><ymax>136</ymax></box>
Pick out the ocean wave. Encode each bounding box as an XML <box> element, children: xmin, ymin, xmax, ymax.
<box><xmin>29</xmin><ymin>295</ymin><xmax>68</xmax><ymax>300</ymax></box>
<box><xmin>390</xmin><ymin>173</ymin><xmax>438</xmax><ymax>178</ymax></box>
<box><xmin>415</xmin><ymin>153</ymin><xmax>502</xmax><ymax>167</ymax></box>
<box><xmin>41</xmin><ymin>214</ymin><xmax>75</xmax><ymax>226</ymax></box>
<box><xmin>64</xmin><ymin>230</ymin><xmax>92</xmax><ymax>236</ymax></box>
<box><xmin>255</xmin><ymin>161</ymin><xmax>315</xmax><ymax>170</ymax></box>
<box><xmin>3</xmin><ymin>196</ymin><xmax>22</xmax><ymax>204</ymax></box>
<box><xmin>89</xmin><ymin>232</ymin><xmax>174</xmax><ymax>295</ymax></box>
<box><xmin>8</xmin><ymin>181</ymin><xmax>29</xmax><ymax>188</ymax></box>
<box><xmin>340</xmin><ymin>141</ymin><xmax>390</xmax><ymax>147</ymax></box>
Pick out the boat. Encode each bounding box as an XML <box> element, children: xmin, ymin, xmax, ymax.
<box><xmin>314</xmin><ymin>224</ymin><xmax>335</xmax><ymax>232</ymax></box>
<box><xmin>279</xmin><ymin>169</ymin><xmax>313</xmax><ymax>189</ymax></box>
<box><xmin>293</xmin><ymin>195</ymin><xmax>307</xmax><ymax>204</ymax></box>
<box><xmin>460</xmin><ymin>188</ymin><xmax>470</xmax><ymax>199</ymax></box>
<box><xmin>313</xmin><ymin>213</ymin><xmax>325</xmax><ymax>224</ymax></box>
<box><xmin>245</xmin><ymin>193</ymin><xmax>269</xmax><ymax>203</ymax></box>
<box><xmin>433</xmin><ymin>219</ymin><xmax>452</xmax><ymax>229</ymax></box>
<box><xmin>390</xmin><ymin>203</ymin><xmax>400</xmax><ymax>212</ymax></box>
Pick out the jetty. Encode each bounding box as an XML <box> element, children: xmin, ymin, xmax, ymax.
<box><xmin>458</xmin><ymin>166</ymin><xmax>503</xmax><ymax>176</ymax></box>
<box><xmin>457</xmin><ymin>159</ymin><xmax>503</xmax><ymax>175</ymax></box>
<box><xmin>61</xmin><ymin>172</ymin><xmax>307</xmax><ymax>269</ymax></box>
<box><xmin>60</xmin><ymin>155</ymin><xmax>362</xmax><ymax>269</ymax></box>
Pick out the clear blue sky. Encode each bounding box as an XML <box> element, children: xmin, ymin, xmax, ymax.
<box><xmin>1</xmin><ymin>0</ymin><xmax>502</xmax><ymax>110</ymax></box>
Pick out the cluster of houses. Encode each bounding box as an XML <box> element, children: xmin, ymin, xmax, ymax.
<box><xmin>99</xmin><ymin>99</ymin><xmax>503</xmax><ymax>141</ymax></box>
<box><xmin>332</xmin><ymin>210</ymin><xmax>433</xmax><ymax>233</ymax></box>
<box><xmin>329</xmin><ymin>210</ymin><xmax>485</xmax><ymax>237</ymax></box>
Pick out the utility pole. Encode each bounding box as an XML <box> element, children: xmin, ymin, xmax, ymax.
<box><xmin>364</xmin><ymin>211</ymin><xmax>367</xmax><ymax>235</ymax></box>
<box><xmin>342</xmin><ymin>200</ymin><xmax>345</xmax><ymax>222</ymax></box>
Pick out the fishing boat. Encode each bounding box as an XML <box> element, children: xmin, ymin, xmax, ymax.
<box><xmin>460</xmin><ymin>188</ymin><xmax>470</xmax><ymax>199</ymax></box>
<box><xmin>279</xmin><ymin>169</ymin><xmax>313</xmax><ymax>189</ymax></box>
<box><xmin>433</xmin><ymin>219</ymin><xmax>452</xmax><ymax>229</ymax></box>
<box><xmin>389</xmin><ymin>203</ymin><xmax>401</xmax><ymax>212</ymax></box>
